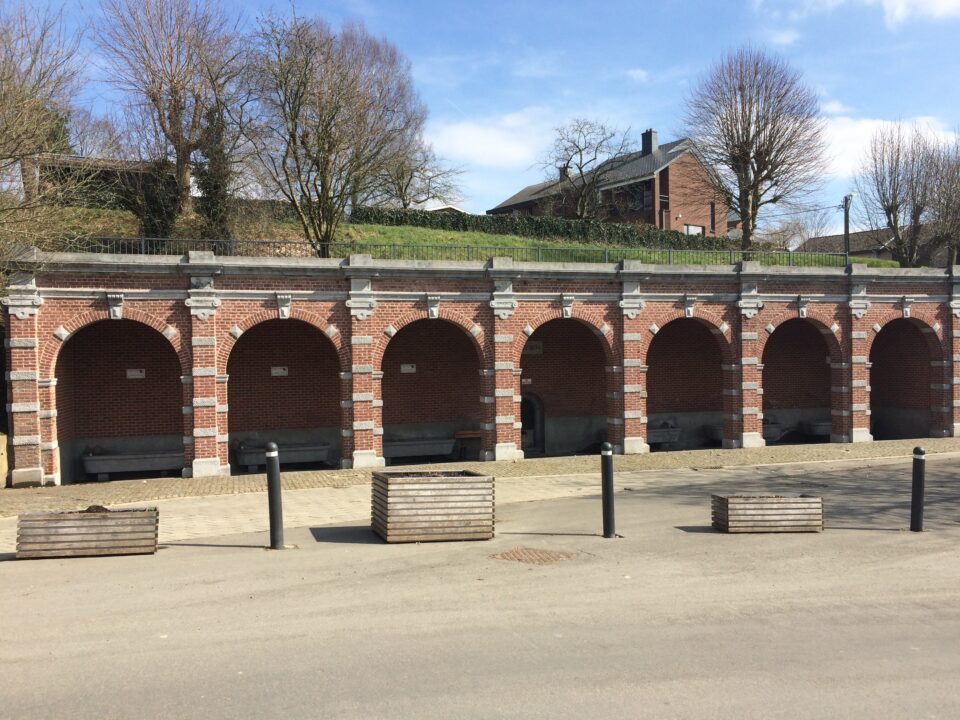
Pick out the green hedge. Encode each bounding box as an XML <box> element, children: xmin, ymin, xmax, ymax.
<box><xmin>350</xmin><ymin>206</ymin><xmax>738</xmax><ymax>250</ymax></box>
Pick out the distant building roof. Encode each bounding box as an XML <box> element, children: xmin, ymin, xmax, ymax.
<box><xmin>798</xmin><ymin>228</ymin><xmax>895</xmax><ymax>254</ymax></box>
<box><xmin>487</xmin><ymin>137</ymin><xmax>691</xmax><ymax>214</ymax></box>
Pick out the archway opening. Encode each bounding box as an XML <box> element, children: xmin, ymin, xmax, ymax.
<box><xmin>519</xmin><ymin>319</ymin><xmax>607</xmax><ymax>456</ymax></box>
<box><xmin>647</xmin><ymin>318</ymin><xmax>724</xmax><ymax>450</ymax></box>
<box><xmin>227</xmin><ymin>319</ymin><xmax>341</xmax><ymax>471</ymax></box>
<box><xmin>381</xmin><ymin>319</ymin><xmax>482</xmax><ymax>463</ymax></box>
<box><xmin>870</xmin><ymin>319</ymin><xmax>937</xmax><ymax>440</ymax></box>
<box><xmin>761</xmin><ymin>319</ymin><xmax>832</xmax><ymax>444</ymax></box>
<box><xmin>55</xmin><ymin>320</ymin><xmax>183</xmax><ymax>484</ymax></box>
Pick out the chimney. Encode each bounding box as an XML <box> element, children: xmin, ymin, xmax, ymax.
<box><xmin>641</xmin><ymin>128</ymin><xmax>658</xmax><ymax>156</ymax></box>
<box><xmin>558</xmin><ymin>164</ymin><xmax>570</xmax><ymax>181</ymax></box>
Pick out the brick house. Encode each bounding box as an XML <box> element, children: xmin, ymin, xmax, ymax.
<box><xmin>487</xmin><ymin>129</ymin><xmax>729</xmax><ymax>237</ymax></box>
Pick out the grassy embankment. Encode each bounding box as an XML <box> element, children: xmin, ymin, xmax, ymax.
<box><xmin>47</xmin><ymin>206</ymin><xmax>900</xmax><ymax>267</ymax></box>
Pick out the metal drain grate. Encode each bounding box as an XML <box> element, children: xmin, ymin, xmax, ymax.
<box><xmin>492</xmin><ymin>547</ymin><xmax>573</xmax><ymax>565</ymax></box>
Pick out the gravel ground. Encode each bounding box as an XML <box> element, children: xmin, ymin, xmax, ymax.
<box><xmin>2</xmin><ymin>436</ymin><xmax>957</xmax><ymax>518</ymax></box>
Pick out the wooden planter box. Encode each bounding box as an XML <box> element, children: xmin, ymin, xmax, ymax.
<box><xmin>711</xmin><ymin>495</ymin><xmax>823</xmax><ymax>533</ymax></box>
<box><xmin>16</xmin><ymin>507</ymin><xmax>159</xmax><ymax>559</ymax></box>
<box><xmin>372</xmin><ymin>470</ymin><xmax>494</xmax><ymax>543</ymax></box>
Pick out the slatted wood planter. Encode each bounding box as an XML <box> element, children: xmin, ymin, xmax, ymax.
<box><xmin>711</xmin><ymin>495</ymin><xmax>823</xmax><ymax>533</ymax></box>
<box><xmin>372</xmin><ymin>470</ymin><xmax>494</xmax><ymax>543</ymax></box>
<box><xmin>16</xmin><ymin>507</ymin><xmax>159</xmax><ymax>559</ymax></box>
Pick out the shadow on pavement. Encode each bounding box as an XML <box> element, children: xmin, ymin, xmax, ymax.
<box><xmin>309</xmin><ymin>526</ymin><xmax>382</xmax><ymax>544</ymax></box>
<box><xmin>674</xmin><ymin>526</ymin><xmax>718</xmax><ymax>534</ymax></box>
<box><xmin>499</xmin><ymin>531</ymin><xmax>600</xmax><ymax>538</ymax></box>
<box><xmin>163</xmin><ymin>542</ymin><xmax>266</xmax><ymax>549</ymax></box>
<box><xmin>623</xmin><ymin>460</ymin><xmax>960</xmax><ymax>531</ymax></box>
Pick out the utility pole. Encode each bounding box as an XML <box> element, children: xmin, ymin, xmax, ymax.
<box><xmin>843</xmin><ymin>193</ymin><xmax>855</xmax><ymax>261</ymax></box>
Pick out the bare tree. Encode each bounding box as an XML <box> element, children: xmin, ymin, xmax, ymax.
<box><xmin>757</xmin><ymin>207</ymin><xmax>833</xmax><ymax>250</ymax></box>
<box><xmin>97</xmin><ymin>0</ymin><xmax>243</xmax><ymax>216</ymax></box>
<box><xmin>929</xmin><ymin>135</ymin><xmax>960</xmax><ymax>265</ymax></box>
<box><xmin>683</xmin><ymin>46</ymin><xmax>827</xmax><ymax>250</ymax></box>
<box><xmin>854</xmin><ymin>123</ymin><xmax>938</xmax><ymax>267</ymax></box>
<box><xmin>539</xmin><ymin>118</ymin><xmax>634</xmax><ymax>220</ymax></box>
<box><xmin>249</xmin><ymin>16</ymin><xmax>426</xmax><ymax>255</ymax></box>
<box><xmin>0</xmin><ymin>3</ymin><xmax>82</xmax><ymax>252</ymax></box>
<box><xmin>370</xmin><ymin>138</ymin><xmax>462</xmax><ymax>209</ymax></box>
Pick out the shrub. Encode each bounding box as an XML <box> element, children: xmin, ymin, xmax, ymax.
<box><xmin>349</xmin><ymin>206</ymin><xmax>738</xmax><ymax>250</ymax></box>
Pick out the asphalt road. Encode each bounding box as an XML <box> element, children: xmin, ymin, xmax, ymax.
<box><xmin>3</xmin><ymin>459</ymin><xmax>960</xmax><ymax>719</ymax></box>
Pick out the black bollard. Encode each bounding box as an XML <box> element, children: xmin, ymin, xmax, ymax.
<box><xmin>910</xmin><ymin>446</ymin><xmax>925</xmax><ymax>532</ymax></box>
<box><xmin>266</xmin><ymin>442</ymin><xmax>284</xmax><ymax>549</ymax></box>
<box><xmin>601</xmin><ymin>442</ymin><xmax>615</xmax><ymax>538</ymax></box>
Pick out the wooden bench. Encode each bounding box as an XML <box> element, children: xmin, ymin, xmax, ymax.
<box><xmin>382</xmin><ymin>437</ymin><xmax>457</xmax><ymax>461</ymax></box>
<box><xmin>232</xmin><ymin>441</ymin><xmax>330</xmax><ymax>472</ymax></box>
<box><xmin>648</xmin><ymin>427</ymin><xmax>681</xmax><ymax>446</ymax></box>
<box><xmin>800</xmin><ymin>419</ymin><xmax>832</xmax><ymax>437</ymax></box>
<box><xmin>81</xmin><ymin>451</ymin><xmax>183</xmax><ymax>482</ymax></box>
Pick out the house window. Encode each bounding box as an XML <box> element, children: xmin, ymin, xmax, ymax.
<box><xmin>709</xmin><ymin>202</ymin><xmax>716</xmax><ymax>233</ymax></box>
<box><xmin>684</xmin><ymin>224</ymin><xmax>705</xmax><ymax>236</ymax></box>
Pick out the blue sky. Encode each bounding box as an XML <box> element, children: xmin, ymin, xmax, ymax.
<box><xmin>70</xmin><ymin>0</ymin><xmax>960</xmax><ymax>232</ymax></box>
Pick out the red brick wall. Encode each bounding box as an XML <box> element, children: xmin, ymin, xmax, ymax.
<box><xmin>870</xmin><ymin>319</ymin><xmax>931</xmax><ymax>411</ymax></box>
<box><xmin>762</xmin><ymin>319</ymin><xmax>831</xmax><ymax>409</ymax></box>
<box><xmin>647</xmin><ymin>319</ymin><xmax>723</xmax><ymax>413</ymax></box>
<box><xmin>54</xmin><ymin>320</ymin><xmax>182</xmax><ymax>441</ymax></box>
<box><xmin>227</xmin><ymin>319</ymin><xmax>340</xmax><ymax>432</ymax></box>
<box><xmin>663</xmin><ymin>154</ymin><xmax>725</xmax><ymax>236</ymax></box>
<box><xmin>381</xmin><ymin>320</ymin><xmax>482</xmax><ymax>425</ymax></box>
<box><xmin>519</xmin><ymin>319</ymin><xmax>606</xmax><ymax>416</ymax></box>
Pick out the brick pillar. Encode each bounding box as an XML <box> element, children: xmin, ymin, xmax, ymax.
<box><xmin>738</xmin><ymin>324</ymin><xmax>764</xmax><ymax>449</ymax></box>
<box><xmin>950</xmin><ymin>278</ymin><xmax>960</xmax><ymax>437</ymax></box>
<box><xmin>488</xmin><ymin>320</ymin><xmax>521</xmax><ymax>461</ymax></box>
<box><xmin>847</xmin><ymin>273</ymin><xmax>872</xmax><ymax>442</ymax></box>
<box><xmin>340</xmin><ymin>360</ymin><xmax>355</xmax><ymax>469</ymax></box>
<box><xmin>930</xmin><ymin>320</ymin><xmax>952</xmax><ymax>437</ymax></box>
<box><xmin>185</xmin><ymin>256</ymin><xmax>227</xmax><ymax>477</ymax></box>
<box><xmin>605</xmin><ymin>363</ymin><xmax>625</xmax><ymax>453</ymax></box>
<box><xmin>3</xmin><ymin>277</ymin><xmax>45</xmax><ymax>486</ymax></box>
<box><xmin>620</xmin><ymin>283</ymin><xmax>648</xmax><ymax>454</ymax></box>
<box><xmin>349</xmin><ymin>322</ymin><xmax>383</xmax><ymax>469</ymax></box>
<box><xmin>839</xmin><ymin>323</ymin><xmax>863</xmax><ymax>443</ymax></box>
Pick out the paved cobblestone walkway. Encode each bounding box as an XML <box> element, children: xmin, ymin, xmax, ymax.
<box><xmin>2</xmin><ymin>440</ymin><xmax>958</xmax><ymax>554</ymax></box>
<box><xmin>3</xmin><ymin>437</ymin><xmax>958</xmax><ymax>519</ymax></box>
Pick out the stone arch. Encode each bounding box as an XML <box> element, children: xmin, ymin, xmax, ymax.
<box><xmin>644</xmin><ymin>316</ymin><xmax>729</xmax><ymax>450</ymax></box>
<box><xmin>374</xmin><ymin>308</ymin><xmax>489</xmax><ymax>372</ymax></box>
<box><xmin>865</xmin><ymin>313</ymin><xmax>945</xmax><ymax>362</ymax></box>
<box><xmin>379</xmin><ymin>315</ymin><xmax>486</xmax><ymax>463</ymax></box>
<box><xmin>868</xmin><ymin>316</ymin><xmax>946</xmax><ymax>440</ymax></box>
<box><xmin>517</xmin><ymin>314</ymin><xmax>614</xmax><ymax>456</ymax></box>
<box><xmin>755</xmin><ymin>312</ymin><xmax>844</xmax><ymax>363</ymax></box>
<box><xmin>224</xmin><ymin>316</ymin><xmax>344</xmax><ymax>471</ymax></box>
<box><xmin>218</xmin><ymin>306</ymin><xmax>348</xmax><ymax>374</ymax></box>
<box><xmin>760</xmin><ymin>317</ymin><xmax>836</xmax><ymax>444</ymax></box>
<box><xmin>40</xmin><ymin>308</ymin><xmax>186</xmax><ymax>380</ymax></box>
<box><xmin>514</xmin><ymin>307</ymin><xmax>615</xmax><ymax>366</ymax></box>
<box><xmin>639</xmin><ymin>313</ymin><xmax>734</xmax><ymax>367</ymax></box>
<box><xmin>53</xmin><ymin>318</ymin><xmax>185</xmax><ymax>483</ymax></box>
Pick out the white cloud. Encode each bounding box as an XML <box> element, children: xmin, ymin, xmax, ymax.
<box><xmin>870</xmin><ymin>0</ymin><xmax>960</xmax><ymax>25</ymax></box>
<box><xmin>427</xmin><ymin>106</ymin><xmax>555</xmax><ymax>171</ymax></box>
<box><xmin>626</xmin><ymin>67</ymin><xmax>650</xmax><ymax>82</ymax></box>
<box><xmin>756</xmin><ymin>0</ymin><xmax>960</xmax><ymax>26</ymax></box>
<box><xmin>766</xmin><ymin>27</ymin><xmax>802</xmax><ymax>44</ymax></box>
<box><xmin>824</xmin><ymin>114</ymin><xmax>958</xmax><ymax>177</ymax></box>
<box><xmin>822</xmin><ymin>99</ymin><xmax>853</xmax><ymax>115</ymax></box>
